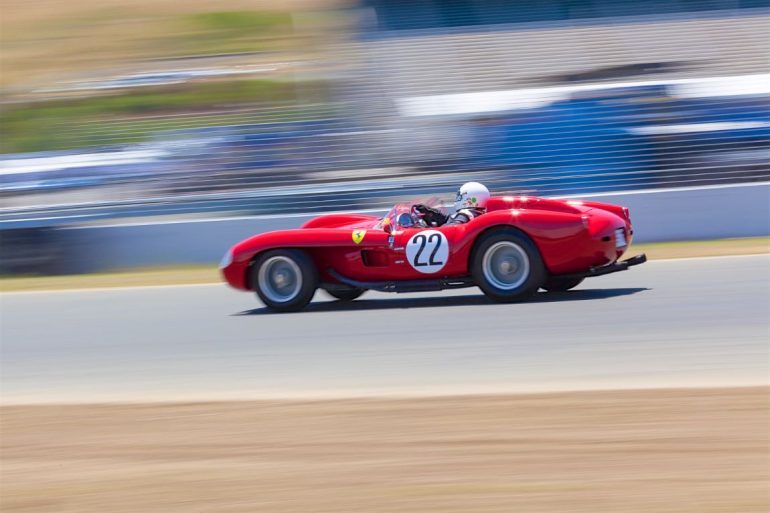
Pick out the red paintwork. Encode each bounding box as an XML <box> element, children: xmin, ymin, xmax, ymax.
<box><xmin>221</xmin><ymin>195</ymin><xmax>634</xmax><ymax>291</ymax></box>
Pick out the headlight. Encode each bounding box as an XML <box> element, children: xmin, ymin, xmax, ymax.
<box><xmin>219</xmin><ymin>249</ymin><xmax>233</xmax><ymax>269</ymax></box>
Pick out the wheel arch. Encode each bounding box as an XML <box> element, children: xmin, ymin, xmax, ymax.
<box><xmin>467</xmin><ymin>223</ymin><xmax>547</xmax><ymax>302</ymax></box>
<box><xmin>245</xmin><ymin>246</ymin><xmax>320</xmax><ymax>291</ymax></box>
<box><xmin>466</xmin><ymin>223</ymin><xmax>540</xmax><ymax>273</ymax></box>
<box><xmin>249</xmin><ymin>247</ymin><xmax>320</xmax><ymax>312</ymax></box>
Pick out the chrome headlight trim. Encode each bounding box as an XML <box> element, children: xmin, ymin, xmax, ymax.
<box><xmin>219</xmin><ymin>249</ymin><xmax>234</xmax><ymax>269</ymax></box>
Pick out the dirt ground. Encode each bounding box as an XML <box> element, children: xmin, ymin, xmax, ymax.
<box><xmin>1</xmin><ymin>387</ymin><xmax>767</xmax><ymax>513</ymax></box>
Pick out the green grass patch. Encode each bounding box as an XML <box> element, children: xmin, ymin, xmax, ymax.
<box><xmin>0</xmin><ymin>79</ymin><xmax>329</xmax><ymax>153</ymax></box>
<box><xmin>189</xmin><ymin>11</ymin><xmax>292</xmax><ymax>35</ymax></box>
<box><xmin>173</xmin><ymin>11</ymin><xmax>295</xmax><ymax>56</ymax></box>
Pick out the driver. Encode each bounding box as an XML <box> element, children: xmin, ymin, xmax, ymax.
<box><xmin>414</xmin><ymin>182</ymin><xmax>490</xmax><ymax>226</ymax></box>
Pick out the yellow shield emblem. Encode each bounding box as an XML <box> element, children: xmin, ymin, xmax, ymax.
<box><xmin>352</xmin><ymin>229</ymin><xmax>366</xmax><ymax>244</ymax></box>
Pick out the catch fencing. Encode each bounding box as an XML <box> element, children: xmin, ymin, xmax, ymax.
<box><xmin>1</xmin><ymin>6</ymin><xmax>769</xmax><ymax>229</ymax></box>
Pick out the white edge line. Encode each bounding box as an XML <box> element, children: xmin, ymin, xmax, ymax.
<box><xmin>2</xmin><ymin>253</ymin><xmax>767</xmax><ymax>295</ymax></box>
<box><xmin>4</xmin><ymin>382</ymin><xmax>768</xmax><ymax>405</ymax></box>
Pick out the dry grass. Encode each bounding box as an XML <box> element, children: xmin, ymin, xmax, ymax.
<box><xmin>0</xmin><ymin>0</ymin><xmax>342</xmax><ymax>89</ymax></box>
<box><xmin>0</xmin><ymin>267</ymin><xmax>220</xmax><ymax>292</ymax></box>
<box><xmin>635</xmin><ymin>236</ymin><xmax>770</xmax><ymax>259</ymax></box>
<box><xmin>1</xmin><ymin>387</ymin><xmax>768</xmax><ymax>512</ymax></box>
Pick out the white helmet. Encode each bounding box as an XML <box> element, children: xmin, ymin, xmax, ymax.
<box><xmin>455</xmin><ymin>182</ymin><xmax>490</xmax><ymax>210</ymax></box>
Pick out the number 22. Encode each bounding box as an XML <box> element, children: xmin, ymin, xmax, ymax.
<box><xmin>412</xmin><ymin>233</ymin><xmax>444</xmax><ymax>267</ymax></box>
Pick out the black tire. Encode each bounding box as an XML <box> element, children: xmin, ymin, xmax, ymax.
<box><xmin>470</xmin><ymin>228</ymin><xmax>546</xmax><ymax>302</ymax></box>
<box><xmin>251</xmin><ymin>249</ymin><xmax>318</xmax><ymax>312</ymax></box>
<box><xmin>541</xmin><ymin>276</ymin><xmax>584</xmax><ymax>292</ymax></box>
<box><xmin>324</xmin><ymin>288</ymin><xmax>365</xmax><ymax>302</ymax></box>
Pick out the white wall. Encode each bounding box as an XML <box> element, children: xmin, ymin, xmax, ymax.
<box><xmin>58</xmin><ymin>183</ymin><xmax>769</xmax><ymax>273</ymax></box>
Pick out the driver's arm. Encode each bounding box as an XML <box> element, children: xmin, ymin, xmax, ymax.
<box><xmin>413</xmin><ymin>204</ymin><xmax>448</xmax><ymax>227</ymax></box>
<box><xmin>446</xmin><ymin>211</ymin><xmax>472</xmax><ymax>225</ymax></box>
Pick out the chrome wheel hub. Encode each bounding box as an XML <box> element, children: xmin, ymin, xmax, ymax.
<box><xmin>482</xmin><ymin>241</ymin><xmax>530</xmax><ymax>290</ymax></box>
<box><xmin>258</xmin><ymin>256</ymin><xmax>302</xmax><ymax>303</ymax></box>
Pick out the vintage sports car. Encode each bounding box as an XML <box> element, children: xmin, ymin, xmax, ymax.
<box><xmin>220</xmin><ymin>195</ymin><xmax>646</xmax><ymax>312</ymax></box>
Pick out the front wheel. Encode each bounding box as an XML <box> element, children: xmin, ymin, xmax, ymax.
<box><xmin>541</xmin><ymin>276</ymin><xmax>584</xmax><ymax>292</ymax></box>
<box><xmin>471</xmin><ymin>228</ymin><xmax>546</xmax><ymax>302</ymax></box>
<box><xmin>251</xmin><ymin>249</ymin><xmax>318</xmax><ymax>312</ymax></box>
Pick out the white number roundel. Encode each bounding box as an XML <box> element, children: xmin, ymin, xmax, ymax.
<box><xmin>405</xmin><ymin>230</ymin><xmax>449</xmax><ymax>274</ymax></box>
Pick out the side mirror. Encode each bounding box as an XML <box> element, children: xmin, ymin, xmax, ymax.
<box><xmin>396</xmin><ymin>212</ymin><xmax>414</xmax><ymax>228</ymax></box>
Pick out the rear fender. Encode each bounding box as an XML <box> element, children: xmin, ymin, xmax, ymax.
<box><xmin>571</xmin><ymin>200</ymin><xmax>630</xmax><ymax>222</ymax></box>
<box><xmin>453</xmin><ymin>210</ymin><xmax>587</xmax><ymax>275</ymax></box>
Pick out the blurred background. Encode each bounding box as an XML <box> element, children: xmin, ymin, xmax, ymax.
<box><xmin>2</xmin><ymin>4</ymin><xmax>769</xmax><ymax>512</ymax></box>
<box><xmin>1</xmin><ymin>0</ymin><xmax>768</xmax><ymax>272</ymax></box>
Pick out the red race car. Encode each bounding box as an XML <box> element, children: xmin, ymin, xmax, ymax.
<box><xmin>221</xmin><ymin>195</ymin><xmax>646</xmax><ymax>312</ymax></box>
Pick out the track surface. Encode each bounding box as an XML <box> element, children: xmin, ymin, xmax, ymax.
<box><xmin>2</xmin><ymin>255</ymin><xmax>768</xmax><ymax>403</ymax></box>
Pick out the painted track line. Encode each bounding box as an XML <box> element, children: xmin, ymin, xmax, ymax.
<box><xmin>2</xmin><ymin>253</ymin><xmax>766</xmax><ymax>295</ymax></box>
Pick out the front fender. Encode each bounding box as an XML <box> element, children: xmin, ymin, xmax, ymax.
<box><xmin>222</xmin><ymin>228</ymin><xmax>390</xmax><ymax>290</ymax></box>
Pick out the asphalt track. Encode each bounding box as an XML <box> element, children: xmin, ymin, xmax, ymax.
<box><xmin>2</xmin><ymin>255</ymin><xmax>768</xmax><ymax>403</ymax></box>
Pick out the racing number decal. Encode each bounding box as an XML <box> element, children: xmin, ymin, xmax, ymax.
<box><xmin>405</xmin><ymin>230</ymin><xmax>449</xmax><ymax>274</ymax></box>
<box><xmin>414</xmin><ymin>234</ymin><xmax>441</xmax><ymax>265</ymax></box>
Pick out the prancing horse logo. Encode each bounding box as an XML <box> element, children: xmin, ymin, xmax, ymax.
<box><xmin>352</xmin><ymin>229</ymin><xmax>366</xmax><ymax>244</ymax></box>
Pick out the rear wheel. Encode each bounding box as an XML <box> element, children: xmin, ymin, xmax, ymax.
<box><xmin>252</xmin><ymin>249</ymin><xmax>317</xmax><ymax>312</ymax></box>
<box><xmin>324</xmin><ymin>287</ymin><xmax>365</xmax><ymax>302</ymax></box>
<box><xmin>542</xmin><ymin>276</ymin><xmax>584</xmax><ymax>292</ymax></box>
<box><xmin>471</xmin><ymin>228</ymin><xmax>545</xmax><ymax>302</ymax></box>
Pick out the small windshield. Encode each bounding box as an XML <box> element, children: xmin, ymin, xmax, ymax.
<box><xmin>376</xmin><ymin>197</ymin><xmax>449</xmax><ymax>230</ymax></box>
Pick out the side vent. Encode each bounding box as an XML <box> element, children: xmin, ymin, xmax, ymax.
<box><xmin>361</xmin><ymin>250</ymin><xmax>389</xmax><ymax>267</ymax></box>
